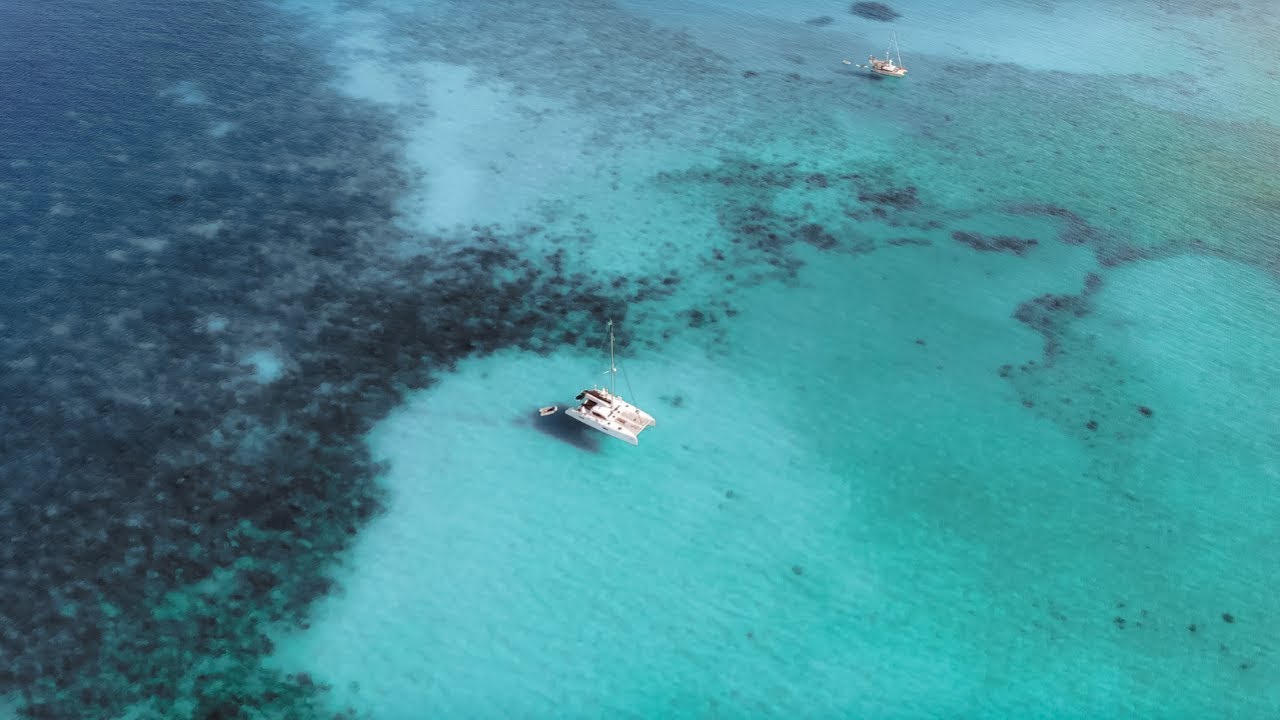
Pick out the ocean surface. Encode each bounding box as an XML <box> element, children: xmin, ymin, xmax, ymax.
<box><xmin>1</xmin><ymin>0</ymin><xmax>1278</xmax><ymax>717</ymax></box>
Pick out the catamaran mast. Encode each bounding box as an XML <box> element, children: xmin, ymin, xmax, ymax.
<box><xmin>607</xmin><ymin>319</ymin><xmax>617</xmax><ymax>395</ymax></box>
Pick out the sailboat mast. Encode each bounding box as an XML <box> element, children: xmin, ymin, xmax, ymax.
<box><xmin>608</xmin><ymin>319</ymin><xmax>617</xmax><ymax>395</ymax></box>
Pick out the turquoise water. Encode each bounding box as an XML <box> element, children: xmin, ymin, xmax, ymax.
<box><xmin>2</xmin><ymin>0</ymin><xmax>1278</xmax><ymax>717</ymax></box>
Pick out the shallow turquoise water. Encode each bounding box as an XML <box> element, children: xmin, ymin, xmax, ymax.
<box><xmin>2</xmin><ymin>0</ymin><xmax>1278</xmax><ymax>717</ymax></box>
<box><xmin>261</xmin><ymin>0</ymin><xmax>1280</xmax><ymax>717</ymax></box>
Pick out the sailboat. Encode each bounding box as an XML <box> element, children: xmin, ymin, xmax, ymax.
<box><xmin>563</xmin><ymin>320</ymin><xmax>656</xmax><ymax>446</ymax></box>
<box><xmin>844</xmin><ymin>31</ymin><xmax>908</xmax><ymax>78</ymax></box>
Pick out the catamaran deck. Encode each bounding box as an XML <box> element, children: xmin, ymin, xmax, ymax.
<box><xmin>566</xmin><ymin>388</ymin><xmax>656</xmax><ymax>444</ymax></box>
<box><xmin>561</xmin><ymin>320</ymin><xmax>656</xmax><ymax>446</ymax></box>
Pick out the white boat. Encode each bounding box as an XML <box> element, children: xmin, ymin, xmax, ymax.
<box><xmin>844</xmin><ymin>31</ymin><xmax>908</xmax><ymax>77</ymax></box>
<box><xmin>563</xmin><ymin>320</ymin><xmax>656</xmax><ymax>446</ymax></box>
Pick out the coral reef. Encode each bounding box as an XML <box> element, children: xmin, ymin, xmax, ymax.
<box><xmin>850</xmin><ymin>2</ymin><xmax>901</xmax><ymax>22</ymax></box>
<box><xmin>951</xmin><ymin>230</ymin><xmax>1040</xmax><ymax>256</ymax></box>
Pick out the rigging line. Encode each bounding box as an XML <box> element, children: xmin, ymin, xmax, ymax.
<box><xmin>604</xmin><ymin>316</ymin><xmax>634</xmax><ymax>399</ymax></box>
<box><xmin>618</xmin><ymin>357</ymin><xmax>638</xmax><ymax>405</ymax></box>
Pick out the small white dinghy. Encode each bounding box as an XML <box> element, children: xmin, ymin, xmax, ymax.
<box><xmin>564</xmin><ymin>320</ymin><xmax>656</xmax><ymax>446</ymax></box>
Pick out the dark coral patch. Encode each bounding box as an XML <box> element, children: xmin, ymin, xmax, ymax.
<box><xmin>851</xmin><ymin>2</ymin><xmax>900</xmax><ymax>21</ymax></box>
<box><xmin>859</xmin><ymin>184</ymin><xmax>919</xmax><ymax>210</ymax></box>
<box><xmin>1083</xmin><ymin>272</ymin><xmax>1103</xmax><ymax>293</ymax></box>
<box><xmin>1012</xmin><ymin>291</ymin><xmax>1091</xmax><ymax>361</ymax></box>
<box><xmin>660</xmin><ymin>157</ymin><xmax>932</xmax><ymax>283</ymax></box>
<box><xmin>886</xmin><ymin>237</ymin><xmax>931</xmax><ymax>247</ymax></box>
<box><xmin>1014</xmin><ymin>292</ymin><xmax>1090</xmax><ymax>326</ymax></box>
<box><xmin>951</xmin><ymin>231</ymin><xmax>1039</xmax><ymax>256</ymax></box>
<box><xmin>797</xmin><ymin>223</ymin><xmax>838</xmax><ymax>250</ymax></box>
<box><xmin>1097</xmin><ymin>244</ymin><xmax>1149</xmax><ymax>267</ymax></box>
<box><xmin>1005</xmin><ymin>203</ymin><xmax>1106</xmax><ymax>247</ymax></box>
<box><xmin>804</xmin><ymin>173</ymin><xmax>830</xmax><ymax>189</ymax></box>
<box><xmin>805</xmin><ymin>15</ymin><xmax>835</xmax><ymax>26</ymax></box>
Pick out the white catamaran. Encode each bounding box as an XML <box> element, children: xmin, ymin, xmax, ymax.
<box><xmin>844</xmin><ymin>31</ymin><xmax>908</xmax><ymax>78</ymax></box>
<box><xmin>563</xmin><ymin>320</ymin><xmax>656</xmax><ymax>446</ymax></box>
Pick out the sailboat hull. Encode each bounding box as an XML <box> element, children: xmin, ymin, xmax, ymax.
<box><xmin>561</xmin><ymin>321</ymin><xmax>655</xmax><ymax>447</ymax></box>
<box><xmin>868</xmin><ymin>32</ymin><xmax>907</xmax><ymax>78</ymax></box>
<box><xmin>565</xmin><ymin>407</ymin><xmax>641</xmax><ymax>445</ymax></box>
<box><xmin>565</xmin><ymin>388</ymin><xmax>656</xmax><ymax>445</ymax></box>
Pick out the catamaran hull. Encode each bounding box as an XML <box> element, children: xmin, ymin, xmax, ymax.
<box><xmin>561</xmin><ymin>320</ymin><xmax>656</xmax><ymax>447</ymax></box>
<box><xmin>564</xmin><ymin>406</ymin><xmax>647</xmax><ymax>445</ymax></box>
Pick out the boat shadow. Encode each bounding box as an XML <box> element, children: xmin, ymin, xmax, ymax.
<box><xmin>838</xmin><ymin>68</ymin><xmax>887</xmax><ymax>83</ymax></box>
<box><xmin>521</xmin><ymin>405</ymin><xmax>602</xmax><ymax>453</ymax></box>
